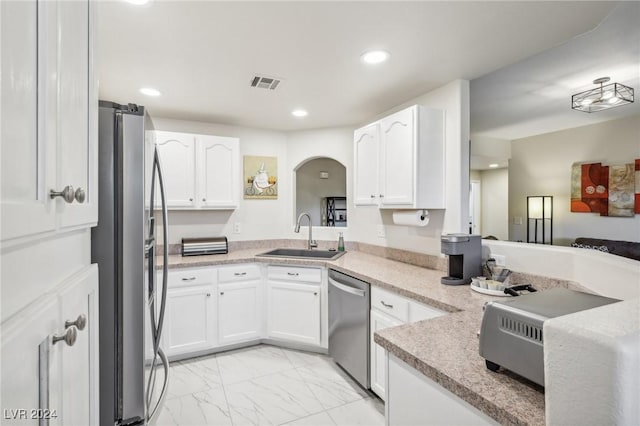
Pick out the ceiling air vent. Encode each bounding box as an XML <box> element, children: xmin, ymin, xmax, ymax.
<box><xmin>250</xmin><ymin>75</ymin><xmax>281</xmax><ymax>90</ymax></box>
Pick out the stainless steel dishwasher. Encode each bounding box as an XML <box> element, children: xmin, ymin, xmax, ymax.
<box><xmin>328</xmin><ymin>269</ymin><xmax>370</xmax><ymax>389</ymax></box>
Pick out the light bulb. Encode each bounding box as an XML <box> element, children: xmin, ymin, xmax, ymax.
<box><xmin>581</xmin><ymin>99</ymin><xmax>593</xmax><ymax>106</ymax></box>
<box><xmin>608</xmin><ymin>96</ymin><xmax>619</xmax><ymax>104</ymax></box>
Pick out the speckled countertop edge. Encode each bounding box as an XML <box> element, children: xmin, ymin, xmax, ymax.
<box><xmin>161</xmin><ymin>248</ymin><xmax>550</xmax><ymax>425</ymax></box>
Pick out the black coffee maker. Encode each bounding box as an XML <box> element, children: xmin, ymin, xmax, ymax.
<box><xmin>440</xmin><ymin>234</ymin><xmax>481</xmax><ymax>285</ymax></box>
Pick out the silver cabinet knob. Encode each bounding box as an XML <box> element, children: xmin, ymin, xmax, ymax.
<box><xmin>65</xmin><ymin>314</ymin><xmax>86</xmax><ymax>331</ymax></box>
<box><xmin>379</xmin><ymin>194</ymin><xmax>384</xmax><ymax>198</ymax></box>
<box><xmin>206</xmin><ymin>293</ymin><xmax>211</xmax><ymax>297</ymax></box>
<box><xmin>202</xmin><ymin>198</ymin><xmax>206</xmax><ymax>202</ymax></box>
<box><xmin>74</xmin><ymin>187</ymin><xmax>86</xmax><ymax>203</ymax></box>
<box><xmin>370</xmin><ymin>194</ymin><xmax>375</xmax><ymax>198</ymax></box>
<box><xmin>53</xmin><ymin>327</ymin><xmax>77</xmax><ymax>346</ymax></box>
<box><xmin>314</xmin><ymin>292</ymin><xmax>318</xmax><ymax>296</ymax></box>
<box><xmin>50</xmin><ymin>185</ymin><xmax>75</xmax><ymax>203</ymax></box>
<box><xmin>189</xmin><ymin>198</ymin><xmax>193</xmax><ymax>202</ymax></box>
<box><xmin>220</xmin><ymin>291</ymin><xmax>224</xmax><ymax>295</ymax></box>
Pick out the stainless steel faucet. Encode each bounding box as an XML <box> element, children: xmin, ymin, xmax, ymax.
<box><xmin>295</xmin><ymin>212</ymin><xmax>317</xmax><ymax>250</ymax></box>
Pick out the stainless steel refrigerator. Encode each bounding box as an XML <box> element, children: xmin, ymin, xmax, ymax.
<box><xmin>92</xmin><ymin>101</ymin><xmax>169</xmax><ymax>425</ymax></box>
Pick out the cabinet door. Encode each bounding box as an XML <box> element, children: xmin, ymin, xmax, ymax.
<box><xmin>1</xmin><ymin>298</ymin><xmax>61</xmax><ymax>426</ymax></box>
<box><xmin>154</xmin><ymin>131</ymin><xmax>197</xmax><ymax>208</ymax></box>
<box><xmin>164</xmin><ymin>285</ymin><xmax>215</xmax><ymax>357</ymax></box>
<box><xmin>379</xmin><ymin>106</ymin><xmax>415</xmax><ymax>206</ymax></box>
<box><xmin>218</xmin><ymin>281</ymin><xmax>261</xmax><ymax>345</ymax></box>
<box><xmin>353</xmin><ymin>123</ymin><xmax>380</xmax><ymax>206</ymax></box>
<box><xmin>198</xmin><ymin>135</ymin><xmax>239</xmax><ymax>208</ymax></box>
<box><xmin>370</xmin><ymin>309</ymin><xmax>403</xmax><ymax>401</ymax></box>
<box><xmin>58</xmin><ymin>266</ymin><xmax>99</xmax><ymax>426</ymax></box>
<box><xmin>0</xmin><ymin>0</ymin><xmax>56</xmax><ymax>241</ymax></box>
<box><xmin>267</xmin><ymin>281</ymin><xmax>321</xmax><ymax>346</ymax></box>
<box><xmin>57</xmin><ymin>0</ymin><xmax>98</xmax><ymax>229</ymax></box>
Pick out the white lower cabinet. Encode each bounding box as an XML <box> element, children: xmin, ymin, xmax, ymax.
<box><xmin>370</xmin><ymin>309</ymin><xmax>403</xmax><ymax>400</ymax></box>
<box><xmin>370</xmin><ymin>286</ymin><xmax>445</xmax><ymax>401</ymax></box>
<box><xmin>267</xmin><ymin>281</ymin><xmax>321</xmax><ymax>345</ymax></box>
<box><xmin>217</xmin><ymin>280</ymin><xmax>262</xmax><ymax>345</ymax></box>
<box><xmin>386</xmin><ymin>353</ymin><xmax>498</xmax><ymax>425</ymax></box>
<box><xmin>0</xmin><ymin>265</ymin><xmax>99</xmax><ymax>426</ymax></box>
<box><xmin>266</xmin><ymin>266</ymin><xmax>322</xmax><ymax>346</ymax></box>
<box><xmin>164</xmin><ymin>285</ymin><xmax>216</xmax><ymax>357</ymax></box>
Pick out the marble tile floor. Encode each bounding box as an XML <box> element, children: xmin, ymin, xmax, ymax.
<box><xmin>154</xmin><ymin>344</ymin><xmax>385</xmax><ymax>426</ymax></box>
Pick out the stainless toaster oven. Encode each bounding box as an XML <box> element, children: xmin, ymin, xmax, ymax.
<box><xmin>478</xmin><ymin>288</ymin><xmax>619</xmax><ymax>386</ymax></box>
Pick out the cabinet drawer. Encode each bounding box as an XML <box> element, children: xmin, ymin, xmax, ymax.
<box><xmin>409</xmin><ymin>301</ymin><xmax>445</xmax><ymax>323</ymax></box>
<box><xmin>167</xmin><ymin>267</ymin><xmax>215</xmax><ymax>287</ymax></box>
<box><xmin>267</xmin><ymin>266</ymin><xmax>322</xmax><ymax>284</ymax></box>
<box><xmin>371</xmin><ymin>287</ymin><xmax>409</xmax><ymax>323</ymax></box>
<box><xmin>218</xmin><ymin>264</ymin><xmax>261</xmax><ymax>283</ymax></box>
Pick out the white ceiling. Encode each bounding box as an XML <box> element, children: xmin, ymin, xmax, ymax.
<box><xmin>97</xmin><ymin>1</ymin><xmax>618</xmax><ymax>131</ymax></box>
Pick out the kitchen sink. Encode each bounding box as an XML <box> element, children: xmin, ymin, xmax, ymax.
<box><xmin>257</xmin><ymin>248</ymin><xmax>346</xmax><ymax>260</ymax></box>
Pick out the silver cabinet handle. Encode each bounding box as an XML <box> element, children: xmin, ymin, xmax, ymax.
<box><xmin>53</xmin><ymin>327</ymin><xmax>77</xmax><ymax>346</ymax></box>
<box><xmin>234</xmin><ymin>272</ymin><xmax>247</xmax><ymax>276</ymax></box>
<box><xmin>206</xmin><ymin>293</ymin><xmax>211</xmax><ymax>297</ymax></box>
<box><xmin>380</xmin><ymin>300</ymin><xmax>393</xmax><ymax>309</ymax></box>
<box><xmin>50</xmin><ymin>185</ymin><xmax>75</xmax><ymax>203</ymax></box>
<box><xmin>379</xmin><ymin>194</ymin><xmax>384</xmax><ymax>198</ymax></box>
<box><xmin>65</xmin><ymin>314</ymin><xmax>86</xmax><ymax>331</ymax></box>
<box><xmin>181</xmin><ymin>277</ymin><xmax>196</xmax><ymax>281</ymax></box>
<box><xmin>287</xmin><ymin>272</ymin><xmax>299</xmax><ymax>276</ymax></box>
<box><xmin>370</xmin><ymin>194</ymin><xmax>375</xmax><ymax>198</ymax></box>
<box><xmin>74</xmin><ymin>187</ymin><xmax>86</xmax><ymax>203</ymax></box>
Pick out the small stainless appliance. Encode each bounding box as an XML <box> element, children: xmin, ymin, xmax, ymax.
<box><xmin>181</xmin><ymin>236</ymin><xmax>228</xmax><ymax>256</ymax></box>
<box><xmin>440</xmin><ymin>234</ymin><xmax>481</xmax><ymax>285</ymax></box>
<box><xmin>479</xmin><ymin>288</ymin><xmax>619</xmax><ymax>386</ymax></box>
<box><xmin>328</xmin><ymin>269</ymin><xmax>370</xmax><ymax>389</ymax></box>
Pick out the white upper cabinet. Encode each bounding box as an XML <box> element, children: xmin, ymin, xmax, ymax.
<box><xmin>154</xmin><ymin>131</ymin><xmax>197</xmax><ymax>208</ymax></box>
<box><xmin>199</xmin><ymin>135</ymin><xmax>239</xmax><ymax>208</ymax></box>
<box><xmin>154</xmin><ymin>131</ymin><xmax>239</xmax><ymax>210</ymax></box>
<box><xmin>353</xmin><ymin>123</ymin><xmax>380</xmax><ymax>206</ymax></box>
<box><xmin>57</xmin><ymin>0</ymin><xmax>98</xmax><ymax>229</ymax></box>
<box><xmin>353</xmin><ymin>105</ymin><xmax>445</xmax><ymax>210</ymax></box>
<box><xmin>0</xmin><ymin>0</ymin><xmax>97</xmax><ymax>242</ymax></box>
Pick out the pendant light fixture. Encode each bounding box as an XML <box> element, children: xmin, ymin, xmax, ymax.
<box><xmin>572</xmin><ymin>77</ymin><xmax>634</xmax><ymax>113</ymax></box>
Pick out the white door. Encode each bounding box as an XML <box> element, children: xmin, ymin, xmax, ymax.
<box><xmin>379</xmin><ymin>107</ymin><xmax>415</xmax><ymax>206</ymax></box>
<box><xmin>267</xmin><ymin>281</ymin><xmax>321</xmax><ymax>346</ymax></box>
<box><xmin>353</xmin><ymin>123</ymin><xmax>380</xmax><ymax>206</ymax></box>
<box><xmin>218</xmin><ymin>281</ymin><xmax>261</xmax><ymax>345</ymax></box>
<box><xmin>198</xmin><ymin>135</ymin><xmax>239</xmax><ymax>208</ymax></box>
<box><xmin>58</xmin><ymin>267</ymin><xmax>99</xmax><ymax>426</ymax></box>
<box><xmin>0</xmin><ymin>0</ymin><xmax>56</xmax><ymax>241</ymax></box>
<box><xmin>164</xmin><ymin>285</ymin><xmax>215</xmax><ymax>356</ymax></box>
<box><xmin>155</xmin><ymin>131</ymin><xmax>197</xmax><ymax>208</ymax></box>
<box><xmin>57</xmin><ymin>0</ymin><xmax>98</xmax><ymax>229</ymax></box>
<box><xmin>0</xmin><ymin>298</ymin><xmax>61</xmax><ymax>426</ymax></box>
<box><xmin>370</xmin><ymin>309</ymin><xmax>403</xmax><ymax>400</ymax></box>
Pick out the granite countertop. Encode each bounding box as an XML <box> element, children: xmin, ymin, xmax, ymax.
<box><xmin>163</xmin><ymin>249</ymin><xmax>545</xmax><ymax>425</ymax></box>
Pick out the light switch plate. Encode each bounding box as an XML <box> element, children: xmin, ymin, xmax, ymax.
<box><xmin>233</xmin><ymin>222</ymin><xmax>242</xmax><ymax>234</ymax></box>
<box><xmin>513</xmin><ymin>216</ymin><xmax>523</xmax><ymax>225</ymax></box>
<box><xmin>493</xmin><ymin>254</ymin><xmax>506</xmax><ymax>266</ymax></box>
<box><xmin>377</xmin><ymin>225</ymin><xmax>386</xmax><ymax>238</ymax></box>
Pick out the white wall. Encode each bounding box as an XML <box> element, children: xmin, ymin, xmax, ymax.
<box><xmin>152</xmin><ymin>80</ymin><xmax>470</xmax><ymax>256</ymax></box>
<box><xmin>480</xmin><ymin>168</ymin><xmax>508</xmax><ymax>240</ymax></box>
<box><xmin>509</xmin><ymin>114</ymin><xmax>640</xmax><ymax>245</ymax></box>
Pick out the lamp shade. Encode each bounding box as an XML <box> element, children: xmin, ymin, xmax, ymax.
<box><xmin>528</xmin><ymin>197</ymin><xmax>543</xmax><ymax>219</ymax></box>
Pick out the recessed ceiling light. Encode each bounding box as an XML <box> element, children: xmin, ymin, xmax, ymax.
<box><xmin>139</xmin><ymin>87</ymin><xmax>161</xmax><ymax>97</ymax></box>
<box><xmin>489</xmin><ymin>163</ymin><xmax>499</xmax><ymax>168</ymax></box>
<box><xmin>292</xmin><ymin>109</ymin><xmax>308</xmax><ymax>117</ymax></box>
<box><xmin>361</xmin><ymin>50</ymin><xmax>390</xmax><ymax>65</ymax></box>
<box><xmin>124</xmin><ymin>0</ymin><xmax>150</xmax><ymax>5</ymax></box>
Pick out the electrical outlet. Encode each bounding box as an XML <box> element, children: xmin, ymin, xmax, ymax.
<box><xmin>233</xmin><ymin>222</ymin><xmax>242</xmax><ymax>234</ymax></box>
<box><xmin>377</xmin><ymin>225</ymin><xmax>386</xmax><ymax>238</ymax></box>
<box><xmin>493</xmin><ymin>254</ymin><xmax>506</xmax><ymax>266</ymax></box>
